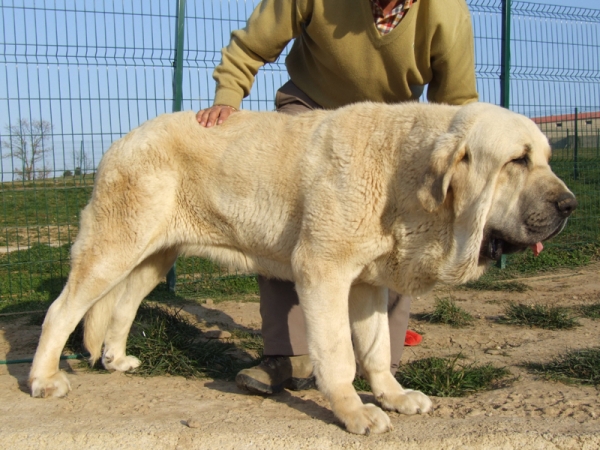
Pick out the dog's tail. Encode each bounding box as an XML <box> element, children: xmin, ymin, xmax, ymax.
<box><xmin>83</xmin><ymin>293</ymin><xmax>120</xmax><ymax>365</ymax></box>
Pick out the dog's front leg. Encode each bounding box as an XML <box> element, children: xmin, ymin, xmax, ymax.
<box><xmin>349</xmin><ymin>284</ymin><xmax>432</xmax><ymax>416</ymax></box>
<box><xmin>294</xmin><ymin>263</ymin><xmax>392</xmax><ymax>435</ymax></box>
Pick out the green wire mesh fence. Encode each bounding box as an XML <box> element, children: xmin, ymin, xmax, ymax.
<box><xmin>0</xmin><ymin>0</ymin><xmax>598</xmax><ymax>304</ymax></box>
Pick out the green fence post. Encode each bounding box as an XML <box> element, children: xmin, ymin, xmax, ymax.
<box><xmin>573</xmin><ymin>108</ymin><xmax>579</xmax><ymax>180</ymax></box>
<box><xmin>172</xmin><ymin>0</ymin><xmax>186</xmax><ymax>113</ymax></box>
<box><xmin>497</xmin><ymin>0</ymin><xmax>512</xmax><ymax>270</ymax></box>
<box><xmin>500</xmin><ymin>0</ymin><xmax>511</xmax><ymax>110</ymax></box>
<box><xmin>166</xmin><ymin>0</ymin><xmax>187</xmax><ymax>292</ymax></box>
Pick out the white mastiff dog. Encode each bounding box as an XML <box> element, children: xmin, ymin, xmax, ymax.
<box><xmin>29</xmin><ymin>102</ymin><xmax>576</xmax><ymax>434</ymax></box>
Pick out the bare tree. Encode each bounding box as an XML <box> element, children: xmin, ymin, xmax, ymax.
<box><xmin>75</xmin><ymin>146</ymin><xmax>91</xmax><ymax>176</ymax></box>
<box><xmin>1</xmin><ymin>119</ymin><xmax>53</xmax><ymax>180</ymax></box>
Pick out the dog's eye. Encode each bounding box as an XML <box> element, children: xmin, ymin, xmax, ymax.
<box><xmin>512</xmin><ymin>156</ymin><xmax>528</xmax><ymax>166</ymax></box>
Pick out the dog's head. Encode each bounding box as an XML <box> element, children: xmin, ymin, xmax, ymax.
<box><xmin>417</xmin><ymin>102</ymin><xmax>576</xmax><ymax>277</ymax></box>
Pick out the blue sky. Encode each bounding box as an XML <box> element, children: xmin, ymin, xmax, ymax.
<box><xmin>533</xmin><ymin>0</ymin><xmax>598</xmax><ymax>8</ymax></box>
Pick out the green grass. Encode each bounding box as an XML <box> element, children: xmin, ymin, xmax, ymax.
<box><xmin>396</xmin><ymin>356</ymin><xmax>513</xmax><ymax>397</ymax></box>
<box><xmin>418</xmin><ymin>297</ymin><xmax>474</xmax><ymax>328</ymax></box>
<box><xmin>175</xmin><ymin>274</ymin><xmax>259</xmax><ymax>299</ymax></box>
<box><xmin>537</xmin><ymin>159</ymin><xmax>599</xmax><ymax>264</ymax></box>
<box><xmin>461</xmin><ymin>279</ymin><xmax>530</xmax><ymax>292</ymax></box>
<box><xmin>0</xmin><ymin>299</ymin><xmax>53</xmax><ymax>315</ymax></box>
<box><xmin>354</xmin><ymin>356</ymin><xmax>513</xmax><ymax>397</ymax></box>
<box><xmin>229</xmin><ymin>328</ymin><xmax>264</xmax><ymax>354</ymax></box>
<box><xmin>352</xmin><ymin>377</ymin><xmax>372</xmax><ymax>392</ymax></box>
<box><xmin>0</xmin><ymin>300</ymin><xmax>52</xmax><ymax>325</ymax></box>
<box><xmin>73</xmin><ymin>303</ymin><xmax>260</xmax><ymax>380</ymax></box>
<box><xmin>3</xmin><ymin>301</ymin><xmax>263</xmax><ymax>380</ymax></box>
<box><xmin>0</xmin><ymin>180</ymin><xmax>259</xmax><ymax>303</ymax></box>
<box><xmin>0</xmin><ymin>178</ymin><xmax>94</xmax><ymax>254</ymax></box>
<box><xmin>0</xmin><ymin>243</ymin><xmax>259</xmax><ymax>306</ymax></box>
<box><xmin>497</xmin><ymin>302</ymin><xmax>580</xmax><ymax>330</ymax></box>
<box><xmin>0</xmin><ymin>244</ymin><xmax>70</xmax><ymax>304</ymax></box>
<box><xmin>472</xmin><ymin>245</ymin><xmax>596</xmax><ymax>287</ymax></box>
<box><xmin>578</xmin><ymin>301</ymin><xmax>600</xmax><ymax>320</ymax></box>
<box><xmin>64</xmin><ymin>303</ymin><xmax>511</xmax><ymax>396</ymax></box>
<box><xmin>1</xmin><ymin>184</ymin><xmax>91</xmax><ymax>227</ymax></box>
<box><xmin>170</xmin><ymin>256</ymin><xmax>259</xmax><ymax>299</ymax></box>
<box><xmin>525</xmin><ymin>347</ymin><xmax>600</xmax><ymax>386</ymax></box>
<box><xmin>125</xmin><ymin>304</ymin><xmax>256</xmax><ymax>379</ymax></box>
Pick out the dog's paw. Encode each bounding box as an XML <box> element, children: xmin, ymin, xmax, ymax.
<box><xmin>340</xmin><ymin>403</ymin><xmax>392</xmax><ymax>435</ymax></box>
<box><xmin>378</xmin><ymin>389</ymin><xmax>433</xmax><ymax>415</ymax></box>
<box><xmin>29</xmin><ymin>371</ymin><xmax>72</xmax><ymax>398</ymax></box>
<box><xmin>102</xmin><ymin>355</ymin><xmax>141</xmax><ymax>372</ymax></box>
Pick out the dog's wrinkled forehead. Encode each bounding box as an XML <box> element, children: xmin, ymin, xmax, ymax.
<box><xmin>453</xmin><ymin>103</ymin><xmax>551</xmax><ymax>163</ymax></box>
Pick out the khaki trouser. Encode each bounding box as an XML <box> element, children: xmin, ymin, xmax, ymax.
<box><xmin>260</xmin><ymin>81</ymin><xmax>413</xmax><ymax>372</ymax></box>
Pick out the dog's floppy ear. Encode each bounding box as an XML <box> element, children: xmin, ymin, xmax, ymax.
<box><xmin>417</xmin><ymin>133</ymin><xmax>466</xmax><ymax>212</ymax></box>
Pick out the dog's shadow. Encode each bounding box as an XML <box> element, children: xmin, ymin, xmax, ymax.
<box><xmin>203</xmin><ymin>379</ymin><xmax>380</xmax><ymax>429</ymax></box>
<box><xmin>204</xmin><ymin>379</ymin><xmax>339</xmax><ymax>426</ymax></box>
<box><xmin>1</xmin><ymin>275</ymin><xmax>67</xmax><ymax>393</ymax></box>
<box><xmin>1</xmin><ymin>280</ymin><xmax>261</xmax><ymax>395</ymax></box>
<box><xmin>150</xmin><ymin>286</ymin><xmax>350</xmax><ymax>427</ymax></box>
<box><xmin>1</xmin><ymin>313</ymin><xmax>82</xmax><ymax>395</ymax></box>
<box><xmin>3</xmin><ymin>282</ymin><xmax>382</xmax><ymax>429</ymax></box>
<box><xmin>146</xmin><ymin>283</ymin><xmax>262</xmax><ymax>343</ymax></box>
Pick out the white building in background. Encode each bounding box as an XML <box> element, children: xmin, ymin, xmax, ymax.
<box><xmin>532</xmin><ymin>111</ymin><xmax>600</xmax><ymax>151</ymax></box>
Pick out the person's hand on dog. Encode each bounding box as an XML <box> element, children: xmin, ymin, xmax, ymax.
<box><xmin>196</xmin><ymin>105</ymin><xmax>237</xmax><ymax>127</ymax></box>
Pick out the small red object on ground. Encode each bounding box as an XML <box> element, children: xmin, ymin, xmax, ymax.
<box><xmin>404</xmin><ymin>330</ymin><xmax>422</xmax><ymax>346</ymax></box>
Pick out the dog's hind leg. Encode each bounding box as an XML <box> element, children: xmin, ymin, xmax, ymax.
<box><xmin>29</xmin><ymin>237</ymin><xmax>167</xmax><ymax>398</ymax></box>
<box><xmin>29</xmin><ymin>269</ymin><xmax>132</xmax><ymax>398</ymax></box>
<box><xmin>348</xmin><ymin>284</ymin><xmax>432</xmax><ymax>416</ymax></box>
<box><xmin>98</xmin><ymin>248</ymin><xmax>178</xmax><ymax>372</ymax></box>
<box><xmin>30</xmin><ymin>159</ymin><xmax>182</xmax><ymax>398</ymax></box>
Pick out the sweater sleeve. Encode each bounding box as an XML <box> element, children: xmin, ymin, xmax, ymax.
<box><xmin>213</xmin><ymin>0</ymin><xmax>313</xmax><ymax>109</ymax></box>
<box><xmin>427</xmin><ymin>3</ymin><xmax>479</xmax><ymax>106</ymax></box>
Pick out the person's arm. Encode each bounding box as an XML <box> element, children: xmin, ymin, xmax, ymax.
<box><xmin>427</xmin><ymin>3</ymin><xmax>479</xmax><ymax>106</ymax></box>
<box><xmin>198</xmin><ymin>0</ymin><xmax>312</xmax><ymax>126</ymax></box>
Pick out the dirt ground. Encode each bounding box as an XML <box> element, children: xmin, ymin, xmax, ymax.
<box><xmin>1</xmin><ymin>264</ymin><xmax>599</xmax><ymax>449</ymax></box>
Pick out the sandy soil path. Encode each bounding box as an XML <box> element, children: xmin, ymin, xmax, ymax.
<box><xmin>1</xmin><ymin>264</ymin><xmax>599</xmax><ymax>449</ymax></box>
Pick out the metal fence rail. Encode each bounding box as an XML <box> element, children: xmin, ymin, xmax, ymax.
<box><xmin>0</xmin><ymin>0</ymin><xmax>598</xmax><ymax>303</ymax></box>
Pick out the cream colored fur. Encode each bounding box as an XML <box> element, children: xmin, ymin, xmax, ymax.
<box><xmin>28</xmin><ymin>102</ymin><xmax>575</xmax><ymax>435</ymax></box>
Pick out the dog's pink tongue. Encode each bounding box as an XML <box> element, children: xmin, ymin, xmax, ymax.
<box><xmin>530</xmin><ymin>242</ymin><xmax>544</xmax><ymax>257</ymax></box>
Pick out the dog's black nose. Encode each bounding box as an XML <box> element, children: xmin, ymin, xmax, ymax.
<box><xmin>556</xmin><ymin>192</ymin><xmax>577</xmax><ymax>217</ymax></box>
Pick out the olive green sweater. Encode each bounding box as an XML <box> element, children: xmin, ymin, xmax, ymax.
<box><xmin>213</xmin><ymin>0</ymin><xmax>478</xmax><ymax>109</ymax></box>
